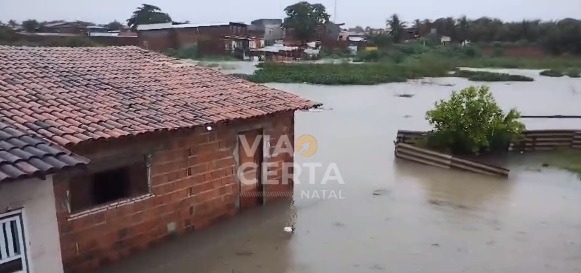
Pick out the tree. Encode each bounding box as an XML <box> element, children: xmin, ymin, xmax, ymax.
<box><xmin>106</xmin><ymin>20</ymin><xmax>124</xmax><ymax>31</ymax></box>
<box><xmin>0</xmin><ymin>25</ymin><xmax>18</xmax><ymax>42</ymax></box>
<box><xmin>7</xmin><ymin>20</ymin><xmax>18</xmax><ymax>28</ymax></box>
<box><xmin>414</xmin><ymin>19</ymin><xmax>421</xmax><ymax>30</ymax></box>
<box><xmin>425</xmin><ymin>86</ymin><xmax>524</xmax><ymax>154</ymax></box>
<box><xmin>387</xmin><ymin>14</ymin><xmax>405</xmax><ymax>43</ymax></box>
<box><xmin>457</xmin><ymin>16</ymin><xmax>470</xmax><ymax>41</ymax></box>
<box><xmin>21</xmin><ymin>19</ymin><xmax>40</xmax><ymax>32</ymax></box>
<box><xmin>283</xmin><ymin>1</ymin><xmax>330</xmax><ymax>43</ymax></box>
<box><xmin>127</xmin><ymin>4</ymin><xmax>172</xmax><ymax>30</ymax></box>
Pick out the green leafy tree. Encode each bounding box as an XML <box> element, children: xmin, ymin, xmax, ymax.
<box><xmin>22</xmin><ymin>19</ymin><xmax>40</xmax><ymax>32</ymax></box>
<box><xmin>425</xmin><ymin>86</ymin><xmax>524</xmax><ymax>154</ymax></box>
<box><xmin>105</xmin><ymin>20</ymin><xmax>124</xmax><ymax>31</ymax></box>
<box><xmin>127</xmin><ymin>4</ymin><xmax>172</xmax><ymax>30</ymax></box>
<box><xmin>283</xmin><ymin>1</ymin><xmax>330</xmax><ymax>43</ymax></box>
<box><xmin>387</xmin><ymin>14</ymin><xmax>405</xmax><ymax>43</ymax></box>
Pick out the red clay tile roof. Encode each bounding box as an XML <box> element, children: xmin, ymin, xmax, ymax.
<box><xmin>0</xmin><ymin>46</ymin><xmax>319</xmax><ymax>148</ymax></box>
<box><xmin>0</xmin><ymin>121</ymin><xmax>88</xmax><ymax>182</ymax></box>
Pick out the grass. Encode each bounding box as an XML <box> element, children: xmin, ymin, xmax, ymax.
<box><xmin>540</xmin><ymin>148</ymin><xmax>581</xmax><ymax>177</ymax></box>
<box><xmin>566</xmin><ymin>68</ymin><xmax>581</xmax><ymax>78</ymax></box>
<box><xmin>249</xmin><ymin>60</ymin><xmax>533</xmax><ymax>85</ymax></box>
<box><xmin>540</xmin><ymin>69</ymin><xmax>564</xmax><ymax>77</ymax></box>
<box><xmin>452</xmin><ymin>70</ymin><xmax>534</xmax><ymax>82</ymax></box>
<box><xmin>249</xmin><ymin>57</ymin><xmax>456</xmax><ymax>85</ymax></box>
<box><xmin>457</xmin><ymin>57</ymin><xmax>581</xmax><ymax>70</ymax></box>
<box><xmin>539</xmin><ymin>68</ymin><xmax>581</xmax><ymax>78</ymax></box>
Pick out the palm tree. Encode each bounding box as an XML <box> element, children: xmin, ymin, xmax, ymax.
<box><xmin>387</xmin><ymin>14</ymin><xmax>405</xmax><ymax>43</ymax></box>
<box><xmin>422</xmin><ymin>19</ymin><xmax>433</xmax><ymax>36</ymax></box>
<box><xmin>457</xmin><ymin>16</ymin><xmax>470</xmax><ymax>41</ymax></box>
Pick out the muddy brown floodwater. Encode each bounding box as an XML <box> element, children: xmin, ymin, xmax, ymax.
<box><xmin>101</xmin><ymin>70</ymin><xmax>581</xmax><ymax>273</ymax></box>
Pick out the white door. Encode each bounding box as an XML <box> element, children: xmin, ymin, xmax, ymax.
<box><xmin>0</xmin><ymin>211</ymin><xmax>28</xmax><ymax>273</ymax></box>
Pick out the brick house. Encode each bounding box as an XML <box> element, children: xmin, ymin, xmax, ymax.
<box><xmin>0</xmin><ymin>46</ymin><xmax>318</xmax><ymax>273</ymax></box>
<box><xmin>137</xmin><ymin>22</ymin><xmax>250</xmax><ymax>56</ymax></box>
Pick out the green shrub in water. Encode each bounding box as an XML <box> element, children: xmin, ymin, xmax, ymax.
<box><xmin>566</xmin><ymin>68</ymin><xmax>581</xmax><ymax>78</ymax></box>
<box><xmin>453</xmin><ymin>70</ymin><xmax>534</xmax><ymax>82</ymax></box>
<box><xmin>540</xmin><ymin>69</ymin><xmax>564</xmax><ymax>77</ymax></box>
<box><xmin>426</xmin><ymin>86</ymin><xmax>525</xmax><ymax>154</ymax></box>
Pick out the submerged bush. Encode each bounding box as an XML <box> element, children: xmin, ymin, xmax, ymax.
<box><xmin>248</xmin><ymin>61</ymin><xmax>454</xmax><ymax>85</ymax></box>
<box><xmin>566</xmin><ymin>68</ymin><xmax>581</xmax><ymax>78</ymax></box>
<box><xmin>453</xmin><ymin>70</ymin><xmax>534</xmax><ymax>82</ymax></box>
<box><xmin>425</xmin><ymin>86</ymin><xmax>525</xmax><ymax>154</ymax></box>
<box><xmin>540</xmin><ymin>69</ymin><xmax>564</xmax><ymax>77</ymax></box>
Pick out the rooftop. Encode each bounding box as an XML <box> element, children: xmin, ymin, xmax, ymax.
<box><xmin>0</xmin><ymin>45</ymin><xmax>317</xmax><ymax>148</ymax></box>
<box><xmin>137</xmin><ymin>22</ymin><xmax>245</xmax><ymax>31</ymax></box>
<box><xmin>0</xmin><ymin>121</ymin><xmax>88</xmax><ymax>182</ymax></box>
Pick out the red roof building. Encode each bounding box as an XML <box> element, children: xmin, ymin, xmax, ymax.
<box><xmin>0</xmin><ymin>46</ymin><xmax>319</xmax><ymax>273</ymax></box>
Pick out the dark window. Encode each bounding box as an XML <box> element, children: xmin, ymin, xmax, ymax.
<box><xmin>70</xmin><ymin>160</ymin><xmax>149</xmax><ymax>213</ymax></box>
<box><xmin>92</xmin><ymin>168</ymin><xmax>130</xmax><ymax>204</ymax></box>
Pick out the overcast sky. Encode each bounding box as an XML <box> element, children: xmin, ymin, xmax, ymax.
<box><xmin>1</xmin><ymin>0</ymin><xmax>580</xmax><ymax>28</ymax></box>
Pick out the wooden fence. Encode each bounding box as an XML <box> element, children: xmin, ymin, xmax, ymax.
<box><xmin>396</xmin><ymin>130</ymin><xmax>428</xmax><ymax>145</ymax></box>
<box><xmin>397</xmin><ymin>129</ymin><xmax>581</xmax><ymax>150</ymax></box>
<box><xmin>510</xmin><ymin>130</ymin><xmax>581</xmax><ymax>151</ymax></box>
<box><xmin>395</xmin><ymin>143</ymin><xmax>509</xmax><ymax>177</ymax></box>
<box><xmin>395</xmin><ymin>129</ymin><xmax>581</xmax><ymax>177</ymax></box>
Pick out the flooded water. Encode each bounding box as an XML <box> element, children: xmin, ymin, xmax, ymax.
<box><xmin>101</xmin><ymin>69</ymin><xmax>581</xmax><ymax>273</ymax></box>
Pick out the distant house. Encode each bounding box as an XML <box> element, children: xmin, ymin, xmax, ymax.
<box><xmin>403</xmin><ymin>27</ymin><xmax>419</xmax><ymax>41</ymax></box>
<box><xmin>0</xmin><ymin>45</ymin><xmax>318</xmax><ymax>273</ymax></box>
<box><xmin>440</xmin><ymin>36</ymin><xmax>451</xmax><ymax>45</ymax></box>
<box><xmin>38</xmin><ymin>21</ymin><xmax>87</xmax><ymax>34</ymax></box>
<box><xmin>322</xmin><ymin>21</ymin><xmax>343</xmax><ymax>41</ymax></box>
<box><xmin>248</xmin><ymin>19</ymin><xmax>284</xmax><ymax>46</ymax></box>
<box><xmin>137</xmin><ymin>22</ymin><xmax>252</xmax><ymax>57</ymax></box>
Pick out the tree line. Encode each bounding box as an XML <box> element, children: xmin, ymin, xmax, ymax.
<box><xmin>373</xmin><ymin>14</ymin><xmax>581</xmax><ymax>55</ymax></box>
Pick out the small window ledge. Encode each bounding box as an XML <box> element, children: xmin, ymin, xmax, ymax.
<box><xmin>68</xmin><ymin>193</ymin><xmax>155</xmax><ymax>221</ymax></box>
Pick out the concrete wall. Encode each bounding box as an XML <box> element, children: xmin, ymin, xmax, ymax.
<box><xmin>140</xmin><ymin>24</ymin><xmax>247</xmax><ymax>52</ymax></box>
<box><xmin>264</xmin><ymin>25</ymin><xmax>284</xmax><ymax>43</ymax></box>
<box><xmin>53</xmin><ymin>112</ymin><xmax>295</xmax><ymax>273</ymax></box>
<box><xmin>0</xmin><ymin>177</ymin><xmax>64</xmax><ymax>273</ymax></box>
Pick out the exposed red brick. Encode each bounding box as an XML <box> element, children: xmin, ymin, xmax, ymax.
<box><xmin>54</xmin><ymin>113</ymin><xmax>295</xmax><ymax>273</ymax></box>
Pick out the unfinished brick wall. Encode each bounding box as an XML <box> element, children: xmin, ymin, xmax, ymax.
<box><xmin>138</xmin><ymin>29</ymin><xmax>176</xmax><ymax>51</ymax></box>
<box><xmin>52</xmin><ymin>112</ymin><xmax>295</xmax><ymax>273</ymax></box>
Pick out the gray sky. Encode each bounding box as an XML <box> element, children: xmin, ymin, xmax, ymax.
<box><xmin>1</xmin><ymin>0</ymin><xmax>580</xmax><ymax>28</ymax></box>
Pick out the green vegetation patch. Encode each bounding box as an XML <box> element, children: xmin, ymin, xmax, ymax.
<box><xmin>566</xmin><ymin>68</ymin><xmax>581</xmax><ymax>78</ymax></box>
<box><xmin>540</xmin><ymin>148</ymin><xmax>581</xmax><ymax>177</ymax></box>
<box><xmin>248</xmin><ymin>59</ymin><xmax>456</xmax><ymax>85</ymax></box>
<box><xmin>452</xmin><ymin>70</ymin><xmax>534</xmax><ymax>82</ymax></box>
<box><xmin>539</xmin><ymin>68</ymin><xmax>581</xmax><ymax>78</ymax></box>
<box><xmin>425</xmin><ymin>86</ymin><xmax>525</xmax><ymax>154</ymax></box>
<box><xmin>540</xmin><ymin>69</ymin><xmax>564</xmax><ymax>77</ymax></box>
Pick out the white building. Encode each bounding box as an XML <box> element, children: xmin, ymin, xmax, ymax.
<box><xmin>0</xmin><ymin>122</ymin><xmax>88</xmax><ymax>273</ymax></box>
